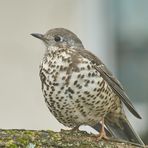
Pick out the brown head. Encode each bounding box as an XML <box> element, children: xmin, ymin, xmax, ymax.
<box><xmin>31</xmin><ymin>28</ymin><xmax>84</xmax><ymax>49</ymax></box>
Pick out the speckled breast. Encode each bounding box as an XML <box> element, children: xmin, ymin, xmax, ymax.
<box><xmin>40</xmin><ymin>49</ymin><xmax>119</xmax><ymax>127</ymax></box>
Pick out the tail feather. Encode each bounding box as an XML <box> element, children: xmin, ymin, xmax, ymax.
<box><xmin>104</xmin><ymin>114</ymin><xmax>144</xmax><ymax>146</ymax></box>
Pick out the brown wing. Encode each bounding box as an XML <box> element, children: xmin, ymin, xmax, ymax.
<box><xmin>75</xmin><ymin>48</ymin><xmax>141</xmax><ymax>119</ymax></box>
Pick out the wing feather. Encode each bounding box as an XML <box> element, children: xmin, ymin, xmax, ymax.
<box><xmin>75</xmin><ymin>48</ymin><xmax>142</xmax><ymax>119</ymax></box>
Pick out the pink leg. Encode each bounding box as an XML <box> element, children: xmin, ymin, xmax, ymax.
<box><xmin>97</xmin><ymin>118</ymin><xmax>109</xmax><ymax>140</ymax></box>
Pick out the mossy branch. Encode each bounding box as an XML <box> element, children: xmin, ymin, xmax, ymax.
<box><xmin>0</xmin><ymin>129</ymin><xmax>145</xmax><ymax>148</ymax></box>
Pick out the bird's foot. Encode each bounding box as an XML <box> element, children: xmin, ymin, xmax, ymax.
<box><xmin>96</xmin><ymin>130</ymin><xmax>109</xmax><ymax>140</ymax></box>
<box><xmin>96</xmin><ymin>117</ymin><xmax>109</xmax><ymax>141</ymax></box>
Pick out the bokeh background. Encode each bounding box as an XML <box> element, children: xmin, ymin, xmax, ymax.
<box><xmin>0</xmin><ymin>0</ymin><xmax>148</xmax><ymax>144</ymax></box>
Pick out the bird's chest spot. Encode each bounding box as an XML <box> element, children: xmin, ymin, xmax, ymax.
<box><xmin>40</xmin><ymin>52</ymin><xmax>117</xmax><ymax>126</ymax></box>
<box><xmin>41</xmin><ymin>53</ymin><xmax>97</xmax><ymax>103</ymax></box>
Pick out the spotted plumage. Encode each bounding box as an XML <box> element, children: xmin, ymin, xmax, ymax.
<box><xmin>31</xmin><ymin>28</ymin><xmax>144</xmax><ymax>146</ymax></box>
<box><xmin>40</xmin><ymin>47</ymin><xmax>116</xmax><ymax>127</ymax></box>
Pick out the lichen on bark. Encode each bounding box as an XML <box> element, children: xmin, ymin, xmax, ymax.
<box><xmin>0</xmin><ymin>129</ymin><xmax>145</xmax><ymax>148</ymax></box>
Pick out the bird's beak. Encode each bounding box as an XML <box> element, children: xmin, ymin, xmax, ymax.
<box><xmin>31</xmin><ymin>33</ymin><xmax>45</xmax><ymax>41</ymax></box>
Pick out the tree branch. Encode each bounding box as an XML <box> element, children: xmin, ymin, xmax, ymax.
<box><xmin>0</xmin><ymin>129</ymin><xmax>145</xmax><ymax>148</ymax></box>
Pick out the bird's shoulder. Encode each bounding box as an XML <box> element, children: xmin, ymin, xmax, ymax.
<box><xmin>74</xmin><ymin>48</ymin><xmax>123</xmax><ymax>89</ymax></box>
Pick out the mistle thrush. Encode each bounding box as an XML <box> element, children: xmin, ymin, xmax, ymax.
<box><xmin>31</xmin><ymin>28</ymin><xmax>144</xmax><ymax>146</ymax></box>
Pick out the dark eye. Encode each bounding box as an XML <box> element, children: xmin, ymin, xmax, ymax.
<box><xmin>54</xmin><ymin>35</ymin><xmax>62</xmax><ymax>42</ymax></box>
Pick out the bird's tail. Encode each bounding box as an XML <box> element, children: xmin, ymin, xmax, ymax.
<box><xmin>104</xmin><ymin>113</ymin><xmax>144</xmax><ymax>146</ymax></box>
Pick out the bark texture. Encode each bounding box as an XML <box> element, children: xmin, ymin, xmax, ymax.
<box><xmin>0</xmin><ymin>129</ymin><xmax>145</xmax><ymax>148</ymax></box>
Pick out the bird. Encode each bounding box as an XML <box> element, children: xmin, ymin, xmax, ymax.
<box><xmin>31</xmin><ymin>28</ymin><xmax>144</xmax><ymax>146</ymax></box>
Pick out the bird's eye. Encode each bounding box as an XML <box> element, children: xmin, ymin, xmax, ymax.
<box><xmin>54</xmin><ymin>35</ymin><xmax>62</xmax><ymax>42</ymax></box>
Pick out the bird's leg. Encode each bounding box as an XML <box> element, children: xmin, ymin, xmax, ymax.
<box><xmin>97</xmin><ymin>118</ymin><xmax>109</xmax><ymax>140</ymax></box>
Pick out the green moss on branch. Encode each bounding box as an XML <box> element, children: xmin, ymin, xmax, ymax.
<box><xmin>0</xmin><ymin>129</ymin><xmax>145</xmax><ymax>148</ymax></box>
